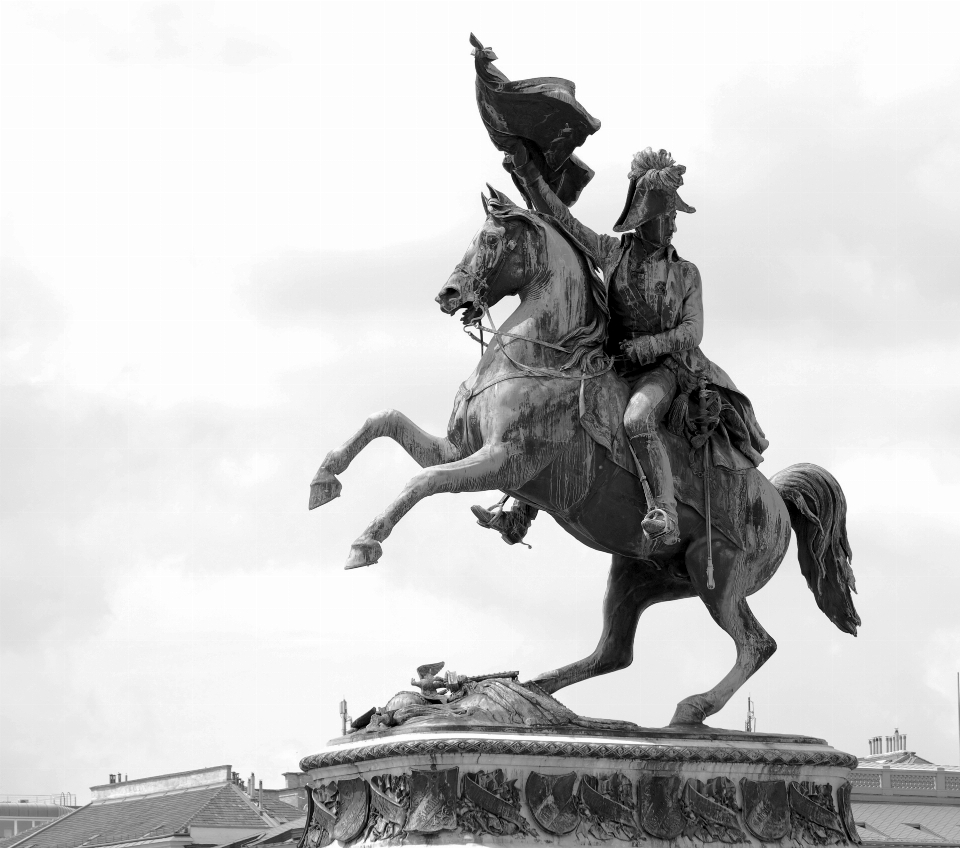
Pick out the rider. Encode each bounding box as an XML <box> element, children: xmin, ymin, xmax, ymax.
<box><xmin>472</xmin><ymin>145</ymin><xmax>768</xmax><ymax>546</ymax></box>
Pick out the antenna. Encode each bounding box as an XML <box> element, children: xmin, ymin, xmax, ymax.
<box><xmin>745</xmin><ymin>696</ymin><xmax>756</xmax><ymax>733</ymax></box>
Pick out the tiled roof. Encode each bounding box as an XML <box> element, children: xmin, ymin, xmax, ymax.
<box><xmin>860</xmin><ymin>753</ymin><xmax>937</xmax><ymax>767</ymax></box>
<box><xmin>857</xmin><ymin>764</ymin><xmax>960</xmax><ymax>773</ymax></box>
<box><xmin>854</xmin><ymin>801</ymin><xmax>960</xmax><ymax>844</ymax></box>
<box><xmin>212</xmin><ymin>817</ymin><xmax>305</xmax><ymax>848</ymax></box>
<box><xmin>256</xmin><ymin>797</ymin><xmax>301</xmax><ymax>824</ymax></box>
<box><xmin>0</xmin><ymin>833</ymin><xmax>40</xmax><ymax>848</ymax></box>
<box><xmin>6</xmin><ymin>784</ymin><xmax>269</xmax><ymax>848</ymax></box>
<box><xmin>186</xmin><ymin>785</ymin><xmax>269</xmax><ymax>828</ymax></box>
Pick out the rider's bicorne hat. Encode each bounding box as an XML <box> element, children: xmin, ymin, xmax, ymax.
<box><xmin>613</xmin><ymin>148</ymin><xmax>696</xmax><ymax>233</ymax></box>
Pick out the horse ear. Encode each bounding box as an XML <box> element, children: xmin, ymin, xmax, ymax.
<box><xmin>485</xmin><ymin>183</ymin><xmax>518</xmax><ymax>208</ymax></box>
<box><xmin>481</xmin><ymin>192</ymin><xmax>490</xmax><ymax>213</ymax></box>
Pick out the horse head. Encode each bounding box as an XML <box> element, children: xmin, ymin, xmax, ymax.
<box><xmin>436</xmin><ymin>186</ymin><xmax>537</xmax><ymax>323</ymax></box>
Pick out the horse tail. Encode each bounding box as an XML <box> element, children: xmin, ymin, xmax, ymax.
<box><xmin>771</xmin><ymin>463</ymin><xmax>860</xmax><ymax>636</ymax></box>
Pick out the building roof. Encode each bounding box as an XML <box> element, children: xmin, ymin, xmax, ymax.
<box><xmin>853</xmin><ymin>801</ymin><xmax>960</xmax><ymax>844</ymax></box>
<box><xmin>4</xmin><ymin>784</ymin><xmax>273</xmax><ymax>848</ymax></box>
<box><xmin>861</xmin><ymin>753</ymin><xmax>938</xmax><ymax>767</ymax></box>
<box><xmin>0</xmin><ymin>834</ymin><xmax>37</xmax><ymax>848</ymax></box>
<box><xmin>0</xmin><ymin>805</ymin><xmax>72</xmax><ymax>819</ymax></box>
<box><xmin>253</xmin><ymin>797</ymin><xmax>300</xmax><ymax>824</ymax></box>
<box><xmin>212</xmin><ymin>817</ymin><xmax>305</xmax><ymax>848</ymax></box>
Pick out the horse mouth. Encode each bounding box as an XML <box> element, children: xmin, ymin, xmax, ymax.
<box><xmin>443</xmin><ymin>299</ymin><xmax>483</xmax><ymax>325</ymax></box>
<box><xmin>458</xmin><ymin>301</ymin><xmax>484</xmax><ymax>325</ymax></box>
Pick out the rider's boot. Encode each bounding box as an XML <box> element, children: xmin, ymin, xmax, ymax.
<box><xmin>630</xmin><ymin>434</ymin><xmax>681</xmax><ymax>545</ymax></box>
<box><xmin>471</xmin><ymin>499</ymin><xmax>538</xmax><ymax>546</ymax></box>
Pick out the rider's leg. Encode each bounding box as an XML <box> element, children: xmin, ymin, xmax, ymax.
<box><xmin>471</xmin><ymin>499</ymin><xmax>539</xmax><ymax>545</ymax></box>
<box><xmin>624</xmin><ymin>366</ymin><xmax>679</xmax><ymax>543</ymax></box>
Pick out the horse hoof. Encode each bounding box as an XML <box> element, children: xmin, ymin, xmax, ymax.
<box><xmin>345</xmin><ymin>540</ymin><xmax>382</xmax><ymax>570</ymax></box>
<box><xmin>309</xmin><ymin>468</ymin><xmax>342</xmax><ymax>509</ymax></box>
<box><xmin>669</xmin><ymin>696</ymin><xmax>709</xmax><ymax>726</ymax></box>
<box><xmin>527</xmin><ymin>671</ymin><xmax>562</xmax><ymax>694</ymax></box>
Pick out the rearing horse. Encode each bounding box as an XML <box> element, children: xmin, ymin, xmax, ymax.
<box><xmin>309</xmin><ymin>188</ymin><xmax>859</xmax><ymax>726</ymax></box>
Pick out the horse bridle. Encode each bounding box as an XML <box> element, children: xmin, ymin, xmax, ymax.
<box><xmin>454</xmin><ymin>221</ymin><xmax>523</xmax><ymax>312</ymax></box>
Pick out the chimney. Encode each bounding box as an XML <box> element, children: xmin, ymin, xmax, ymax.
<box><xmin>258</xmin><ymin>780</ymin><xmax>263</xmax><ymax>808</ymax></box>
<box><xmin>249</xmin><ymin>772</ymin><xmax>255</xmax><ymax>798</ymax></box>
<box><xmin>109</xmin><ymin>775</ymin><xmax>116</xmax><ymax>784</ymax></box>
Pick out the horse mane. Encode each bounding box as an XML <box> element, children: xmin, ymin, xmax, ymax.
<box><xmin>486</xmin><ymin>197</ymin><xmax>610</xmax><ymax>375</ymax></box>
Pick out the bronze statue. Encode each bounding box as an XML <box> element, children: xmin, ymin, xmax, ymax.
<box><xmin>308</xmin><ymin>37</ymin><xmax>859</xmax><ymax>726</ymax></box>
<box><xmin>473</xmin><ymin>144</ymin><xmax>766</xmax><ymax>546</ymax></box>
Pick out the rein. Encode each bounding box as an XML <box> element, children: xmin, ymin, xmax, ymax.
<box><xmin>455</xmin><ymin>220</ymin><xmax>613</xmax><ymax>394</ymax></box>
<box><xmin>475</xmin><ymin>300</ymin><xmax>613</xmax><ymax>381</ymax></box>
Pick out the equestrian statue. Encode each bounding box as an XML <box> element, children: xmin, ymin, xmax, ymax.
<box><xmin>308</xmin><ymin>35</ymin><xmax>859</xmax><ymax>727</ymax></box>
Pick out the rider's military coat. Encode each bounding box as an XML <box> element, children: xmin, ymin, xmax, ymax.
<box><xmin>516</xmin><ymin>169</ymin><xmax>769</xmax><ymax>465</ymax></box>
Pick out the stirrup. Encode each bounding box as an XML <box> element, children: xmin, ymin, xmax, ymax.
<box><xmin>470</xmin><ymin>503</ymin><xmax>532</xmax><ymax>547</ymax></box>
<box><xmin>642</xmin><ymin>507</ymin><xmax>680</xmax><ymax>545</ymax></box>
<box><xmin>471</xmin><ymin>504</ymin><xmax>505</xmax><ymax>530</ymax></box>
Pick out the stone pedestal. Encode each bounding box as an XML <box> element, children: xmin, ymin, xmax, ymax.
<box><xmin>298</xmin><ymin>727</ymin><xmax>861</xmax><ymax>847</ymax></box>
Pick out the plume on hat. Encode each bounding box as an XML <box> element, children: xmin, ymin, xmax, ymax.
<box><xmin>627</xmin><ymin>147</ymin><xmax>686</xmax><ymax>193</ymax></box>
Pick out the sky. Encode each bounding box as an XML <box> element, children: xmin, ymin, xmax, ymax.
<box><xmin>1</xmin><ymin>0</ymin><xmax>959</xmax><ymax>804</ymax></box>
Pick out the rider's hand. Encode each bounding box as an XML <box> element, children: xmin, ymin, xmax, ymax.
<box><xmin>622</xmin><ymin>336</ymin><xmax>658</xmax><ymax>365</ymax></box>
<box><xmin>508</xmin><ymin>139</ymin><xmax>530</xmax><ymax>169</ymax></box>
<box><xmin>502</xmin><ymin>139</ymin><xmax>536</xmax><ymax>180</ymax></box>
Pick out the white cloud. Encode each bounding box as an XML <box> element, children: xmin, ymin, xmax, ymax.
<box><xmin>5</xmin><ymin>0</ymin><xmax>960</xmax><ymax>798</ymax></box>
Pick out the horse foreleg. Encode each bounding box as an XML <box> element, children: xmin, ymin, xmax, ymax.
<box><xmin>670</xmin><ymin>540</ymin><xmax>777</xmax><ymax>725</ymax></box>
<box><xmin>531</xmin><ymin>555</ymin><xmax>695</xmax><ymax>694</ymax></box>
<box><xmin>344</xmin><ymin>443</ymin><xmax>520</xmax><ymax>569</ymax></box>
<box><xmin>310</xmin><ymin>410</ymin><xmax>460</xmax><ymax>509</ymax></box>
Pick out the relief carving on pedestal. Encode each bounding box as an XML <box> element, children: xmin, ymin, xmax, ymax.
<box><xmin>577</xmin><ymin>772</ymin><xmax>643</xmax><ymax>843</ymax></box>
<box><xmin>836</xmin><ymin>781</ymin><xmax>863</xmax><ymax>845</ymax></box>
<box><xmin>788</xmin><ymin>781</ymin><xmax>847</xmax><ymax>846</ymax></box>
<box><xmin>526</xmin><ymin>771</ymin><xmax>581</xmax><ymax>835</ymax></box>
<box><xmin>459</xmin><ymin>769</ymin><xmax>534</xmax><ymax>837</ymax></box>
<box><xmin>638</xmin><ymin>775</ymin><xmax>686</xmax><ymax>840</ymax></box>
<box><xmin>299</xmin><ymin>765</ymin><xmax>857</xmax><ymax>846</ymax></box>
<box><xmin>331</xmin><ymin>778</ymin><xmax>370</xmax><ymax>842</ymax></box>
<box><xmin>303</xmin><ymin>783</ymin><xmax>338</xmax><ymax>848</ymax></box>
<box><xmin>406</xmin><ymin>768</ymin><xmax>459</xmax><ymax>833</ymax></box>
<box><xmin>740</xmin><ymin>778</ymin><xmax>791</xmax><ymax>842</ymax></box>
<box><xmin>365</xmin><ymin>774</ymin><xmax>409</xmax><ymax>843</ymax></box>
<box><xmin>682</xmin><ymin>777</ymin><xmax>747</xmax><ymax>843</ymax></box>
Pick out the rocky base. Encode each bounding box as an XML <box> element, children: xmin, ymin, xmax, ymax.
<box><xmin>298</xmin><ymin>727</ymin><xmax>861</xmax><ymax>848</ymax></box>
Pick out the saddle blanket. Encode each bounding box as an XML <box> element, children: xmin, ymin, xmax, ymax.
<box><xmin>578</xmin><ymin>372</ymin><xmax>754</xmax><ymax>549</ymax></box>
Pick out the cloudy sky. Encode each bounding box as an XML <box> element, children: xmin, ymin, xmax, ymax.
<box><xmin>2</xmin><ymin>1</ymin><xmax>959</xmax><ymax>803</ymax></box>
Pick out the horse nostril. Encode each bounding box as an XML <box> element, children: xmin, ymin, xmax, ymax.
<box><xmin>436</xmin><ymin>286</ymin><xmax>459</xmax><ymax>305</ymax></box>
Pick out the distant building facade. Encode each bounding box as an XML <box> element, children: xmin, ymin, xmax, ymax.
<box><xmin>0</xmin><ymin>765</ymin><xmax>301</xmax><ymax>848</ymax></box>
<box><xmin>853</xmin><ymin>729</ymin><xmax>960</xmax><ymax>846</ymax></box>
<box><xmin>0</xmin><ymin>803</ymin><xmax>72</xmax><ymax>841</ymax></box>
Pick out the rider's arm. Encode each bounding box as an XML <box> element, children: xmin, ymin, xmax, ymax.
<box><xmin>509</xmin><ymin>147</ymin><xmax>619</xmax><ymax>267</ymax></box>
<box><xmin>647</xmin><ymin>262</ymin><xmax>704</xmax><ymax>356</ymax></box>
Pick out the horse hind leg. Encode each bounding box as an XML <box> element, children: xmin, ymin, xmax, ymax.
<box><xmin>310</xmin><ymin>410</ymin><xmax>460</xmax><ymax>509</ymax></box>
<box><xmin>531</xmin><ymin>554</ymin><xmax>695</xmax><ymax>695</ymax></box>
<box><xmin>671</xmin><ymin>540</ymin><xmax>777</xmax><ymax>726</ymax></box>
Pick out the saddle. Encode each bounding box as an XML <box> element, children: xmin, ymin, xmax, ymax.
<box><xmin>579</xmin><ymin>372</ymin><xmax>756</xmax><ymax>549</ymax></box>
